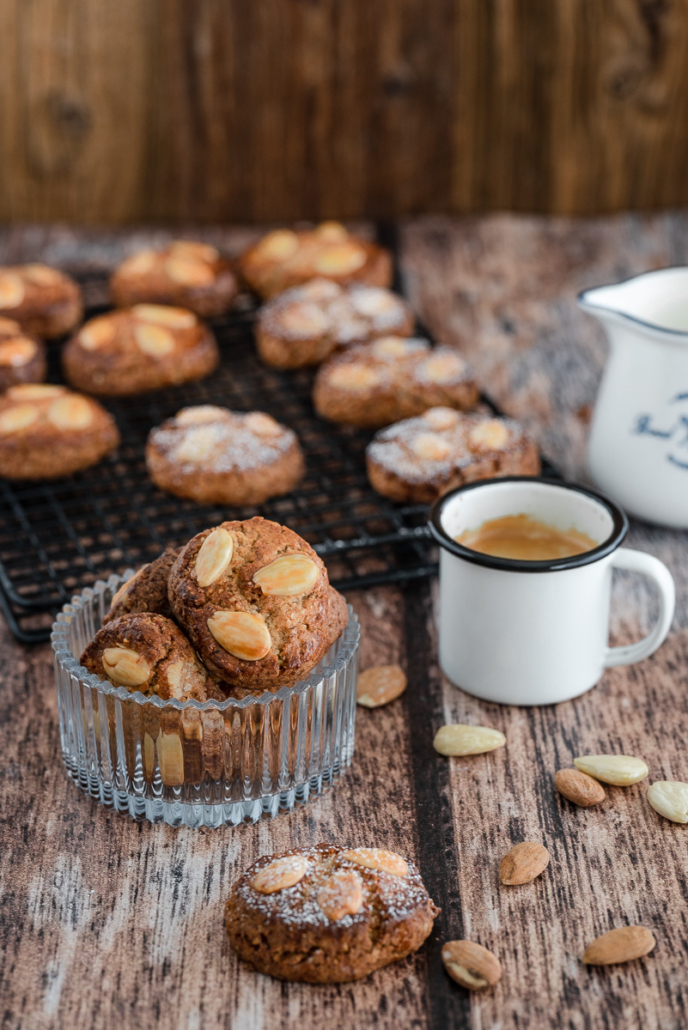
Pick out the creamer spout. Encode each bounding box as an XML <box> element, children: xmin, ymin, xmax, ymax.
<box><xmin>578</xmin><ymin>267</ymin><xmax>688</xmax><ymax>338</ymax></box>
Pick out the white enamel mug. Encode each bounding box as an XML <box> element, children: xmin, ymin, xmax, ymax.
<box><xmin>428</xmin><ymin>478</ymin><xmax>675</xmax><ymax>706</ymax></box>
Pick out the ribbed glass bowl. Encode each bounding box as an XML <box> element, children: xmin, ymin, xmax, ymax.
<box><xmin>52</xmin><ymin>572</ymin><xmax>360</xmax><ymax>828</ymax></box>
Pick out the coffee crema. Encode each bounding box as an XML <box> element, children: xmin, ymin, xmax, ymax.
<box><xmin>455</xmin><ymin>513</ymin><xmax>598</xmax><ymax>561</ymax></box>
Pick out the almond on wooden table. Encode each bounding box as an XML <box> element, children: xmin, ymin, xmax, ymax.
<box><xmin>554</xmin><ymin>768</ymin><xmax>606</xmax><ymax>807</ymax></box>
<box><xmin>573</xmin><ymin>754</ymin><xmax>648</xmax><ymax>786</ymax></box>
<box><xmin>647</xmin><ymin>781</ymin><xmax>688</xmax><ymax>823</ymax></box>
<box><xmin>356</xmin><ymin>665</ymin><xmax>407</xmax><ymax>707</ymax></box>
<box><xmin>499</xmin><ymin>842</ymin><xmax>550</xmax><ymax>885</ymax></box>
<box><xmin>442</xmin><ymin>940</ymin><xmax>502</xmax><ymax>990</ymax></box>
<box><xmin>433</xmin><ymin>724</ymin><xmax>506</xmax><ymax>757</ymax></box>
<box><xmin>583</xmin><ymin>926</ymin><xmax>656</xmax><ymax>965</ymax></box>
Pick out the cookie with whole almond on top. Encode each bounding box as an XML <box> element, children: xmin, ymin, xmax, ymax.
<box><xmin>366</xmin><ymin>407</ymin><xmax>540</xmax><ymax>503</ymax></box>
<box><xmin>0</xmin><ymin>317</ymin><xmax>47</xmax><ymax>392</ymax></box>
<box><xmin>225</xmin><ymin>843</ymin><xmax>439</xmax><ymax>982</ymax></box>
<box><xmin>110</xmin><ymin>241</ymin><xmax>238</xmax><ymax>318</ymax></box>
<box><xmin>145</xmin><ymin>405</ymin><xmax>304</xmax><ymax>506</ymax></box>
<box><xmin>81</xmin><ymin>612</ymin><xmax>225</xmax><ymax>701</ymax></box>
<box><xmin>313</xmin><ymin>338</ymin><xmax>479</xmax><ymax>428</ymax></box>
<box><xmin>62</xmin><ymin>305</ymin><xmax>219</xmax><ymax>396</ymax></box>
<box><xmin>239</xmin><ymin>222</ymin><xmax>392</xmax><ymax>299</ymax></box>
<box><xmin>0</xmin><ymin>264</ymin><xmax>82</xmax><ymax>339</ymax></box>
<box><xmin>168</xmin><ymin>517</ymin><xmax>346</xmax><ymax>691</ymax></box>
<box><xmin>0</xmin><ymin>384</ymin><xmax>119</xmax><ymax>480</ymax></box>
<box><xmin>256</xmin><ymin>278</ymin><xmax>414</xmax><ymax>369</ymax></box>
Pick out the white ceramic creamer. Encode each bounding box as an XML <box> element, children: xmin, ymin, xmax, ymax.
<box><xmin>579</xmin><ymin>267</ymin><xmax>688</xmax><ymax>528</ymax></box>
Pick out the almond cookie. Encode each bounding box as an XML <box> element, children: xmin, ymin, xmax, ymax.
<box><xmin>256</xmin><ymin>278</ymin><xmax>414</xmax><ymax>369</ymax></box>
<box><xmin>0</xmin><ymin>384</ymin><xmax>120</xmax><ymax>480</ymax></box>
<box><xmin>0</xmin><ymin>264</ymin><xmax>82</xmax><ymax>339</ymax></box>
<box><xmin>62</xmin><ymin>305</ymin><xmax>219</xmax><ymax>396</ymax></box>
<box><xmin>313</xmin><ymin>338</ymin><xmax>480</xmax><ymax>428</ymax></box>
<box><xmin>146</xmin><ymin>405</ymin><xmax>305</xmax><ymax>506</ymax></box>
<box><xmin>366</xmin><ymin>407</ymin><xmax>541</xmax><ymax>503</ymax></box>
<box><xmin>110</xmin><ymin>241</ymin><xmax>238</xmax><ymax>318</ymax></box>
<box><xmin>240</xmin><ymin>222</ymin><xmax>392</xmax><ymax>299</ymax></box>
<box><xmin>81</xmin><ymin>612</ymin><xmax>224</xmax><ymax>701</ymax></box>
<box><xmin>168</xmin><ymin>517</ymin><xmax>338</xmax><ymax>691</ymax></box>
<box><xmin>103</xmin><ymin>546</ymin><xmax>181</xmax><ymax>625</ymax></box>
<box><xmin>225</xmin><ymin>843</ymin><xmax>439</xmax><ymax>983</ymax></box>
<box><xmin>0</xmin><ymin>317</ymin><xmax>47</xmax><ymax>392</ymax></box>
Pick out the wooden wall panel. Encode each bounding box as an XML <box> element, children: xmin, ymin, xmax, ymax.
<box><xmin>0</xmin><ymin>0</ymin><xmax>687</xmax><ymax>223</ymax></box>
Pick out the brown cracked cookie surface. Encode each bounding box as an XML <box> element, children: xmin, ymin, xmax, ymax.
<box><xmin>240</xmin><ymin>223</ymin><xmax>392</xmax><ymax>299</ymax></box>
<box><xmin>0</xmin><ymin>318</ymin><xmax>46</xmax><ymax>392</ymax></box>
<box><xmin>225</xmin><ymin>843</ymin><xmax>439</xmax><ymax>983</ymax></box>
<box><xmin>103</xmin><ymin>546</ymin><xmax>181</xmax><ymax>625</ymax></box>
<box><xmin>110</xmin><ymin>241</ymin><xmax>238</xmax><ymax>318</ymax></box>
<box><xmin>313</xmin><ymin>337</ymin><xmax>480</xmax><ymax>428</ymax></box>
<box><xmin>62</xmin><ymin>305</ymin><xmax>219</xmax><ymax>396</ymax></box>
<box><xmin>256</xmin><ymin>278</ymin><xmax>413</xmax><ymax>369</ymax></box>
<box><xmin>146</xmin><ymin>406</ymin><xmax>304</xmax><ymax>506</ymax></box>
<box><xmin>0</xmin><ymin>264</ymin><xmax>82</xmax><ymax>339</ymax></box>
<box><xmin>366</xmin><ymin>407</ymin><xmax>541</xmax><ymax>503</ymax></box>
<box><xmin>168</xmin><ymin>517</ymin><xmax>336</xmax><ymax>691</ymax></box>
<box><xmin>0</xmin><ymin>384</ymin><xmax>120</xmax><ymax>480</ymax></box>
<box><xmin>81</xmin><ymin>612</ymin><xmax>224</xmax><ymax>701</ymax></box>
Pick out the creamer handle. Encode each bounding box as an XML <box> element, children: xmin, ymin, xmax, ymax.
<box><xmin>604</xmin><ymin>548</ymin><xmax>675</xmax><ymax>668</ymax></box>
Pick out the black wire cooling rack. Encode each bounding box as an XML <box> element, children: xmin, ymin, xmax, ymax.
<box><xmin>0</xmin><ymin>225</ymin><xmax>558</xmax><ymax>643</ymax></box>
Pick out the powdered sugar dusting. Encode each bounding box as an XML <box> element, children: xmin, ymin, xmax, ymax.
<box><xmin>232</xmin><ymin>844</ymin><xmax>432</xmax><ymax>932</ymax></box>
<box><xmin>259</xmin><ymin>278</ymin><xmax>412</xmax><ymax>349</ymax></box>
<box><xmin>150</xmin><ymin>407</ymin><xmax>298</xmax><ymax>473</ymax></box>
<box><xmin>367</xmin><ymin>410</ymin><xmax>525</xmax><ymax>484</ymax></box>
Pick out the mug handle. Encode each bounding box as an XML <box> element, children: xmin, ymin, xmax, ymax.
<box><xmin>604</xmin><ymin>548</ymin><xmax>675</xmax><ymax>668</ymax></box>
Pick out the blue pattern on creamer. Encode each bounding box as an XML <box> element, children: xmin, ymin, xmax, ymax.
<box><xmin>633</xmin><ymin>393</ymin><xmax>688</xmax><ymax>471</ymax></box>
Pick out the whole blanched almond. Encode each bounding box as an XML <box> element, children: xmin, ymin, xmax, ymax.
<box><xmin>0</xmin><ymin>404</ymin><xmax>38</xmax><ymax>435</ymax></box>
<box><xmin>317</xmin><ymin>869</ymin><xmax>363</xmax><ymax>921</ymax></box>
<box><xmin>411</xmin><ymin>433</ymin><xmax>452</xmax><ymax>462</ymax></box>
<box><xmin>134</xmin><ymin>323</ymin><xmax>175</xmax><ymax>357</ymax></box>
<box><xmin>0</xmin><ymin>272</ymin><xmax>25</xmax><ymax>308</ymax></box>
<box><xmin>80</xmin><ymin>316</ymin><xmax>116</xmax><ymax>350</ymax></box>
<box><xmin>356</xmin><ymin>665</ymin><xmax>407</xmax><ymax>708</ymax></box>
<box><xmin>165</xmin><ymin>255</ymin><xmax>215</xmax><ymax>286</ymax></box>
<box><xmin>442</xmin><ymin>940</ymin><xmax>502</xmax><ymax>990</ymax></box>
<box><xmin>251</xmin><ymin>855</ymin><xmax>308</xmax><ymax>894</ymax></box>
<box><xmin>207</xmin><ymin>610</ymin><xmax>271</xmax><ymax>661</ymax></box>
<box><xmin>499</xmin><ymin>841</ymin><xmax>550</xmax><ymax>885</ymax></box>
<box><xmin>48</xmin><ymin>395</ymin><xmax>93</xmax><ymax>431</ymax></box>
<box><xmin>583</xmin><ymin>926</ymin><xmax>656</xmax><ymax>965</ymax></box>
<box><xmin>195</xmin><ymin>527</ymin><xmax>234</xmax><ymax>587</ymax></box>
<box><xmin>574</xmin><ymin>754</ymin><xmax>648</xmax><ymax>786</ymax></box>
<box><xmin>647</xmin><ymin>781</ymin><xmax>688</xmax><ymax>823</ymax></box>
<box><xmin>252</xmin><ymin>554</ymin><xmax>319</xmax><ymax>596</ymax></box>
<box><xmin>433</xmin><ymin>724</ymin><xmax>506</xmax><ymax>757</ymax></box>
<box><xmin>132</xmin><ymin>304</ymin><xmax>196</xmax><ymax>329</ymax></box>
<box><xmin>101</xmin><ymin>646</ymin><xmax>151</xmax><ymax>687</ymax></box>
<box><xmin>342</xmin><ymin>848</ymin><xmax>408</xmax><ymax>877</ymax></box>
<box><xmin>554</xmin><ymin>768</ymin><xmax>606</xmax><ymax>807</ymax></box>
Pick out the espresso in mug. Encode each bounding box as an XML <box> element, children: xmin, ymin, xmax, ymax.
<box><xmin>456</xmin><ymin>513</ymin><xmax>598</xmax><ymax>561</ymax></box>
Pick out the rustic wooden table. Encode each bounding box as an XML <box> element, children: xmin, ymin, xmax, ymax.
<box><xmin>1</xmin><ymin>215</ymin><xmax>687</xmax><ymax>1030</ymax></box>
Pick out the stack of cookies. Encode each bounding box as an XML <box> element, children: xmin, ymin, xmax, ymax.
<box><xmin>81</xmin><ymin>516</ymin><xmax>349</xmax><ymax>702</ymax></box>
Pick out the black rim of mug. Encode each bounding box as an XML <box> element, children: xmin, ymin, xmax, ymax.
<box><xmin>427</xmin><ymin>476</ymin><xmax>629</xmax><ymax>573</ymax></box>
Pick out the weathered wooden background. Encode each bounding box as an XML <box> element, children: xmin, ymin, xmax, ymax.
<box><xmin>1</xmin><ymin>213</ymin><xmax>687</xmax><ymax>1030</ymax></box>
<box><xmin>1</xmin><ymin>0</ymin><xmax>688</xmax><ymax>223</ymax></box>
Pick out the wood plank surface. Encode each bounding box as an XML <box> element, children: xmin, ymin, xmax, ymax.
<box><xmin>1</xmin><ymin>215</ymin><xmax>688</xmax><ymax>1030</ymax></box>
<box><xmin>2</xmin><ymin>2</ymin><xmax>688</xmax><ymax>222</ymax></box>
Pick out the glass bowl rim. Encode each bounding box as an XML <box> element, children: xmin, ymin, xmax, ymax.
<box><xmin>51</xmin><ymin>570</ymin><xmax>360</xmax><ymax>712</ymax></box>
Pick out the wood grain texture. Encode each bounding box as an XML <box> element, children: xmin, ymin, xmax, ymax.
<box><xmin>2</xmin><ymin>1</ymin><xmax>688</xmax><ymax>221</ymax></box>
<box><xmin>1</xmin><ymin>217</ymin><xmax>688</xmax><ymax>1030</ymax></box>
